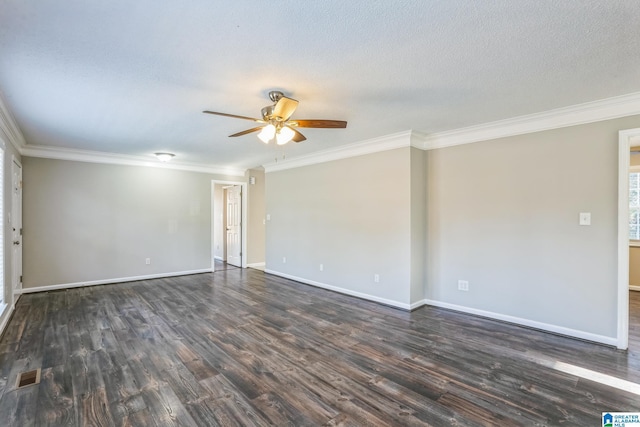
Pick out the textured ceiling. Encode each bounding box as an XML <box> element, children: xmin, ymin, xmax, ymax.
<box><xmin>1</xmin><ymin>1</ymin><xmax>640</xmax><ymax>170</ymax></box>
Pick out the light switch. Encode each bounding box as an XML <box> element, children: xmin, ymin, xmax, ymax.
<box><xmin>579</xmin><ymin>212</ymin><xmax>591</xmax><ymax>226</ymax></box>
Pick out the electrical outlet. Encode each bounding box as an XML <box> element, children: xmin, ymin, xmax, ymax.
<box><xmin>145</xmin><ymin>258</ymin><xmax>151</xmax><ymax>265</ymax></box>
<box><xmin>319</xmin><ymin>264</ymin><xmax>323</xmax><ymax>271</ymax></box>
<box><xmin>579</xmin><ymin>212</ymin><xmax>591</xmax><ymax>226</ymax></box>
<box><xmin>374</xmin><ymin>274</ymin><xmax>380</xmax><ymax>283</ymax></box>
<box><xmin>458</xmin><ymin>280</ymin><xmax>469</xmax><ymax>291</ymax></box>
<box><xmin>282</xmin><ymin>257</ymin><xmax>286</xmax><ymax>263</ymax></box>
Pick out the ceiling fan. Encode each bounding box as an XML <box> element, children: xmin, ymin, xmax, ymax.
<box><xmin>203</xmin><ymin>91</ymin><xmax>347</xmax><ymax>145</ymax></box>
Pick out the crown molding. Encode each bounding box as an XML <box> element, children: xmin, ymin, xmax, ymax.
<box><xmin>22</xmin><ymin>145</ymin><xmax>246</xmax><ymax>177</ymax></box>
<box><xmin>0</xmin><ymin>91</ymin><xmax>27</xmax><ymax>153</ymax></box>
<box><xmin>4</xmin><ymin>89</ymin><xmax>640</xmax><ymax>173</ymax></box>
<box><xmin>423</xmin><ymin>91</ymin><xmax>640</xmax><ymax>150</ymax></box>
<box><xmin>410</xmin><ymin>130</ymin><xmax>429</xmax><ymax>148</ymax></box>
<box><xmin>264</xmin><ymin>130</ymin><xmax>424</xmax><ymax>173</ymax></box>
<box><xmin>264</xmin><ymin>92</ymin><xmax>640</xmax><ymax>172</ymax></box>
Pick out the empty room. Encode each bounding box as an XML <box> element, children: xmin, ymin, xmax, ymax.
<box><xmin>1</xmin><ymin>1</ymin><xmax>640</xmax><ymax>426</ymax></box>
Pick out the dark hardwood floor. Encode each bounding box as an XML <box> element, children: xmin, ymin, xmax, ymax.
<box><xmin>0</xmin><ymin>269</ymin><xmax>639</xmax><ymax>426</ymax></box>
<box><xmin>214</xmin><ymin>260</ymin><xmax>241</xmax><ymax>272</ymax></box>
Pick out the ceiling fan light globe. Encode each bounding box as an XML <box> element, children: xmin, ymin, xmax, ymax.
<box><xmin>258</xmin><ymin>124</ymin><xmax>276</xmax><ymax>143</ymax></box>
<box><xmin>276</xmin><ymin>126</ymin><xmax>295</xmax><ymax>145</ymax></box>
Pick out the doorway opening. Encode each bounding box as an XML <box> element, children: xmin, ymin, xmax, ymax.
<box><xmin>211</xmin><ymin>180</ymin><xmax>247</xmax><ymax>272</ymax></box>
<box><xmin>617</xmin><ymin>128</ymin><xmax>640</xmax><ymax>349</ymax></box>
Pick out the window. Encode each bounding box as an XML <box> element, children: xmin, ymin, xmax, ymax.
<box><xmin>630</xmin><ymin>172</ymin><xmax>640</xmax><ymax>241</ymax></box>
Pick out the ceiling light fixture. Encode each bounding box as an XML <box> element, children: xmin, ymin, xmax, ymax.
<box><xmin>257</xmin><ymin>124</ymin><xmax>295</xmax><ymax>145</ymax></box>
<box><xmin>154</xmin><ymin>152</ymin><xmax>175</xmax><ymax>162</ymax></box>
<box><xmin>276</xmin><ymin>126</ymin><xmax>295</xmax><ymax>145</ymax></box>
<box><xmin>257</xmin><ymin>124</ymin><xmax>276</xmax><ymax>144</ymax></box>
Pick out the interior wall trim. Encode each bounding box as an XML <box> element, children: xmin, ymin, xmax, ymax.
<box><xmin>264</xmin><ymin>269</ymin><xmax>411</xmax><ymax>310</ymax></box>
<box><xmin>15</xmin><ymin>269</ymin><xmax>213</xmax><ymax>294</ymax></box>
<box><xmin>247</xmin><ymin>262</ymin><xmax>265</xmax><ymax>268</ymax></box>
<box><xmin>263</xmin><ymin>130</ymin><xmax>425</xmax><ymax>173</ymax></box>
<box><xmin>0</xmin><ymin>301</ymin><xmax>17</xmax><ymax>338</ymax></box>
<box><xmin>265</xmin><ymin>92</ymin><xmax>640</xmax><ymax>173</ymax></box>
<box><xmin>0</xmin><ymin>91</ymin><xmax>27</xmax><ymax>154</ymax></box>
<box><xmin>409</xmin><ymin>299</ymin><xmax>427</xmax><ymax>310</ymax></box>
<box><xmin>21</xmin><ymin>145</ymin><xmax>246</xmax><ymax>177</ymax></box>
<box><xmin>423</xmin><ymin>298</ymin><xmax>618</xmax><ymax>347</ymax></box>
<box><xmin>5</xmin><ymin>91</ymin><xmax>639</xmax><ymax>174</ymax></box>
<box><xmin>423</xmin><ymin>91</ymin><xmax>640</xmax><ymax>150</ymax></box>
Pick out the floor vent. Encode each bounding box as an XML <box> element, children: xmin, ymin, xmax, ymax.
<box><xmin>16</xmin><ymin>368</ymin><xmax>41</xmax><ymax>389</ymax></box>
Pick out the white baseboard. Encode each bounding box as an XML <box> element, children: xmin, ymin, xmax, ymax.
<box><xmin>630</xmin><ymin>286</ymin><xmax>640</xmax><ymax>292</ymax></box>
<box><xmin>423</xmin><ymin>299</ymin><xmax>618</xmax><ymax>347</ymax></box>
<box><xmin>247</xmin><ymin>262</ymin><xmax>265</xmax><ymax>270</ymax></box>
<box><xmin>0</xmin><ymin>300</ymin><xmax>16</xmax><ymax>337</ymax></box>
<box><xmin>409</xmin><ymin>300</ymin><xmax>428</xmax><ymax>310</ymax></box>
<box><xmin>265</xmin><ymin>269</ymin><xmax>411</xmax><ymax>310</ymax></box>
<box><xmin>16</xmin><ymin>269</ymin><xmax>213</xmax><ymax>294</ymax></box>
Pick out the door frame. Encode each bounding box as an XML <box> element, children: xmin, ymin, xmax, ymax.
<box><xmin>617</xmin><ymin>127</ymin><xmax>640</xmax><ymax>349</ymax></box>
<box><xmin>211</xmin><ymin>180</ymin><xmax>247</xmax><ymax>272</ymax></box>
<box><xmin>224</xmin><ymin>184</ymin><xmax>242</xmax><ymax>267</ymax></box>
<box><xmin>11</xmin><ymin>155</ymin><xmax>22</xmax><ymax>293</ymax></box>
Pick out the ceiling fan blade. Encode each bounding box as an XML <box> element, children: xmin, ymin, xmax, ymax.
<box><xmin>292</xmin><ymin>128</ymin><xmax>306</xmax><ymax>143</ymax></box>
<box><xmin>229</xmin><ymin>126</ymin><xmax>264</xmax><ymax>137</ymax></box>
<box><xmin>272</xmin><ymin>96</ymin><xmax>299</xmax><ymax>121</ymax></box>
<box><xmin>292</xmin><ymin>119</ymin><xmax>347</xmax><ymax>128</ymax></box>
<box><xmin>203</xmin><ymin>111</ymin><xmax>262</xmax><ymax>122</ymax></box>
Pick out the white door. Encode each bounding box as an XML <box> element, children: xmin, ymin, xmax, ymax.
<box><xmin>11</xmin><ymin>158</ymin><xmax>22</xmax><ymax>292</ymax></box>
<box><xmin>226</xmin><ymin>185</ymin><xmax>242</xmax><ymax>267</ymax></box>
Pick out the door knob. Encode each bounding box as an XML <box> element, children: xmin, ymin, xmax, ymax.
<box><xmin>13</xmin><ymin>241</ymin><xmax>20</xmax><ymax>245</ymax></box>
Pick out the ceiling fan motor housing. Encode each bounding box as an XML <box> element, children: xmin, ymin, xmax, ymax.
<box><xmin>268</xmin><ymin>90</ymin><xmax>284</xmax><ymax>103</ymax></box>
<box><xmin>261</xmin><ymin>105</ymin><xmax>275</xmax><ymax>121</ymax></box>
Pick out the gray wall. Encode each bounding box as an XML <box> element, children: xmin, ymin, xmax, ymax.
<box><xmin>266</xmin><ymin>147</ymin><xmax>413</xmax><ymax>305</ymax></box>
<box><xmin>410</xmin><ymin>147</ymin><xmax>426</xmax><ymax>304</ymax></box>
<box><xmin>265</xmin><ymin>115</ymin><xmax>640</xmax><ymax>340</ymax></box>
<box><xmin>22</xmin><ymin>157</ymin><xmax>239</xmax><ymax>288</ymax></box>
<box><xmin>426</xmin><ymin>115</ymin><xmax>640</xmax><ymax>338</ymax></box>
<box><xmin>246</xmin><ymin>168</ymin><xmax>265</xmax><ymax>265</ymax></box>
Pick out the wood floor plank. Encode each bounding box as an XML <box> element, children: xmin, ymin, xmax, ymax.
<box><xmin>250</xmin><ymin>391</ymin><xmax>311</xmax><ymax>426</ymax></box>
<box><xmin>103</xmin><ymin>362</ymin><xmax>147</xmax><ymax>420</ymax></box>
<box><xmin>183</xmin><ymin>398</ymin><xmax>225</xmax><ymax>427</ymax></box>
<box><xmin>141</xmin><ymin>383</ymin><xmax>199</xmax><ymax>427</ymax></box>
<box><xmin>76</xmin><ymin>386</ymin><xmax>115</xmax><ymax>427</ymax></box>
<box><xmin>0</xmin><ymin>269</ymin><xmax>639</xmax><ymax>426</ymax></box>
<box><xmin>35</xmin><ymin>364</ymin><xmax>75</xmax><ymax>426</ymax></box>
<box><xmin>41</xmin><ymin>323</ymin><xmax>70</xmax><ymax>369</ymax></box>
<box><xmin>172</xmin><ymin>339</ymin><xmax>220</xmax><ymax>381</ymax></box>
<box><xmin>161</xmin><ymin>364</ymin><xmax>210</xmax><ymax>405</ymax></box>
<box><xmin>0</xmin><ymin>384</ymin><xmax>39</xmax><ymax>427</ymax></box>
<box><xmin>197</xmin><ymin>393</ymin><xmax>270</xmax><ymax>427</ymax></box>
